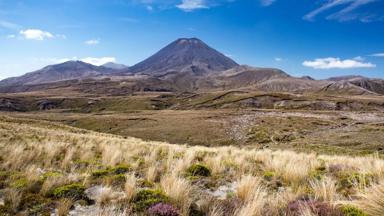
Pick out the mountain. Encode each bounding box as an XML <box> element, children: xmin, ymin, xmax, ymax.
<box><xmin>320</xmin><ymin>75</ymin><xmax>384</xmax><ymax>95</ymax></box>
<box><xmin>326</xmin><ymin>75</ymin><xmax>366</xmax><ymax>82</ymax></box>
<box><xmin>129</xmin><ymin>38</ymin><xmax>239</xmax><ymax>75</ymax></box>
<box><xmin>0</xmin><ymin>61</ymin><xmax>116</xmax><ymax>87</ymax></box>
<box><xmin>102</xmin><ymin>62</ymin><xmax>128</xmax><ymax>70</ymax></box>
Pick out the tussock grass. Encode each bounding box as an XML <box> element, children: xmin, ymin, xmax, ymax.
<box><xmin>0</xmin><ymin>115</ymin><xmax>382</xmax><ymax>215</ymax></box>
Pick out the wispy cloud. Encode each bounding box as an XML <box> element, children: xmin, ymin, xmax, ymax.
<box><xmin>176</xmin><ymin>0</ymin><xmax>208</xmax><ymax>11</ymax></box>
<box><xmin>370</xmin><ymin>53</ymin><xmax>384</xmax><ymax>57</ymax></box>
<box><xmin>81</xmin><ymin>57</ymin><xmax>116</xmax><ymax>65</ymax></box>
<box><xmin>130</xmin><ymin>0</ymin><xmax>233</xmax><ymax>12</ymax></box>
<box><xmin>274</xmin><ymin>57</ymin><xmax>283</xmax><ymax>62</ymax></box>
<box><xmin>0</xmin><ymin>20</ymin><xmax>21</xmax><ymax>30</ymax></box>
<box><xmin>19</xmin><ymin>29</ymin><xmax>54</xmax><ymax>40</ymax></box>
<box><xmin>34</xmin><ymin>56</ymin><xmax>116</xmax><ymax>66</ymax></box>
<box><xmin>260</xmin><ymin>0</ymin><xmax>275</xmax><ymax>6</ymax></box>
<box><xmin>303</xmin><ymin>57</ymin><xmax>376</xmax><ymax>69</ymax></box>
<box><xmin>304</xmin><ymin>0</ymin><xmax>380</xmax><ymax>22</ymax></box>
<box><xmin>85</xmin><ymin>39</ymin><xmax>100</xmax><ymax>45</ymax></box>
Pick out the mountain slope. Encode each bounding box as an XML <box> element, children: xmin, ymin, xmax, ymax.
<box><xmin>0</xmin><ymin>61</ymin><xmax>116</xmax><ymax>86</ymax></box>
<box><xmin>102</xmin><ymin>62</ymin><xmax>128</xmax><ymax>70</ymax></box>
<box><xmin>321</xmin><ymin>76</ymin><xmax>384</xmax><ymax>95</ymax></box>
<box><xmin>129</xmin><ymin>38</ymin><xmax>239</xmax><ymax>75</ymax></box>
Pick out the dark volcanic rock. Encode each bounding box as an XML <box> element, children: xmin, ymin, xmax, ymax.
<box><xmin>129</xmin><ymin>38</ymin><xmax>239</xmax><ymax>75</ymax></box>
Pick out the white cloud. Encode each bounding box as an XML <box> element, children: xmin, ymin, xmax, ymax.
<box><xmin>303</xmin><ymin>57</ymin><xmax>376</xmax><ymax>69</ymax></box>
<box><xmin>304</xmin><ymin>0</ymin><xmax>379</xmax><ymax>22</ymax></box>
<box><xmin>81</xmin><ymin>57</ymin><xmax>116</xmax><ymax>66</ymax></box>
<box><xmin>146</xmin><ymin>5</ymin><xmax>153</xmax><ymax>11</ymax></box>
<box><xmin>274</xmin><ymin>57</ymin><xmax>283</xmax><ymax>62</ymax></box>
<box><xmin>260</xmin><ymin>0</ymin><xmax>275</xmax><ymax>6</ymax></box>
<box><xmin>19</xmin><ymin>29</ymin><xmax>54</xmax><ymax>40</ymax></box>
<box><xmin>6</xmin><ymin>34</ymin><xmax>15</xmax><ymax>39</ymax></box>
<box><xmin>34</xmin><ymin>57</ymin><xmax>116</xmax><ymax>66</ymax></box>
<box><xmin>370</xmin><ymin>53</ymin><xmax>384</xmax><ymax>57</ymax></box>
<box><xmin>85</xmin><ymin>39</ymin><xmax>100</xmax><ymax>45</ymax></box>
<box><xmin>56</xmin><ymin>34</ymin><xmax>67</xmax><ymax>39</ymax></box>
<box><xmin>177</xmin><ymin>0</ymin><xmax>208</xmax><ymax>11</ymax></box>
<box><xmin>353</xmin><ymin>56</ymin><xmax>365</xmax><ymax>61</ymax></box>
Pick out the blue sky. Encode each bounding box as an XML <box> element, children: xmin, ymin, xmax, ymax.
<box><xmin>0</xmin><ymin>0</ymin><xmax>383</xmax><ymax>80</ymax></box>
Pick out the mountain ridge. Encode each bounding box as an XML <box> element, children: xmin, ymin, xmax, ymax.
<box><xmin>0</xmin><ymin>38</ymin><xmax>383</xmax><ymax>96</ymax></box>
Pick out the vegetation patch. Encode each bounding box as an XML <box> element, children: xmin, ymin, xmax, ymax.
<box><xmin>91</xmin><ymin>164</ymin><xmax>130</xmax><ymax>178</ymax></box>
<box><xmin>341</xmin><ymin>205</ymin><xmax>367</xmax><ymax>216</ymax></box>
<box><xmin>186</xmin><ymin>164</ymin><xmax>211</xmax><ymax>177</ymax></box>
<box><xmin>51</xmin><ymin>183</ymin><xmax>86</xmax><ymax>200</ymax></box>
<box><xmin>148</xmin><ymin>203</ymin><xmax>179</xmax><ymax>216</ymax></box>
<box><xmin>133</xmin><ymin>189</ymin><xmax>169</xmax><ymax>212</ymax></box>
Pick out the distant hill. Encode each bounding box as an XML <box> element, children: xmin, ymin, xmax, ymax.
<box><xmin>128</xmin><ymin>38</ymin><xmax>239</xmax><ymax>75</ymax></box>
<box><xmin>320</xmin><ymin>75</ymin><xmax>384</xmax><ymax>95</ymax></box>
<box><xmin>0</xmin><ymin>61</ymin><xmax>117</xmax><ymax>87</ymax></box>
<box><xmin>102</xmin><ymin>62</ymin><xmax>128</xmax><ymax>70</ymax></box>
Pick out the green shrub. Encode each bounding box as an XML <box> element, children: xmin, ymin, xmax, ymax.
<box><xmin>110</xmin><ymin>164</ymin><xmax>130</xmax><ymax>175</ymax></box>
<box><xmin>342</xmin><ymin>205</ymin><xmax>367</xmax><ymax>216</ymax></box>
<box><xmin>309</xmin><ymin>170</ymin><xmax>325</xmax><ymax>181</ymax></box>
<box><xmin>41</xmin><ymin>171</ymin><xmax>62</xmax><ymax>181</ymax></box>
<box><xmin>263</xmin><ymin>171</ymin><xmax>275</xmax><ymax>181</ymax></box>
<box><xmin>137</xmin><ymin>179</ymin><xmax>154</xmax><ymax>188</ymax></box>
<box><xmin>186</xmin><ymin>164</ymin><xmax>211</xmax><ymax>177</ymax></box>
<box><xmin>133</xmin><ymin>189</ymin><xmax>169</xmax><ymax>212</ymax></box>
<box><xmin>91</xmin><ymin>164</ymin><xmax>130</xmax><ymax>179</ymax></box>
<box><xmin>106</xmin><ymin>174</ymin><xmax>126</xmax><ymax>186</ymax></box>
<box><xmin>52</xmin><ymin>183</ymin><xmax>85</xmax><ymax>200</ymax></box>
<box><xmin>338</xmin><ymin>173</ymin><xmax>373</xmax><ymax>189</ymax></box>
<box><xmin>10</xmin><ymin>177</ymin><xmax>28</xmax><ymax>189</ymax></box>
<box><xmin>91</xmin><ymin>169</ymin><xmax>110</xmax><ymax>178</ymax></box>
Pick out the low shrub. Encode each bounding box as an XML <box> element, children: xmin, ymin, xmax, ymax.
<box><xmin>51</xmin><ymin>183</ymin><xmax>86</xmax><ymax>200</ymax></box>
<box><xmin>110</xmin><ymin>164</ymin><xmax>130</xmax><ymax>175</ymax></box>
<box><xmin>133</xmin><ymin>189</ymin><xmax>169</xmax><ymax>212</ymax></box>
<box><xmin>341</xmin><ymin>205</ymin><xmax>367</xmax><ymax>216</ymax></box>
<box><xmin>10</xmin><ymin>177</ymin><xmax>28</xmax><ymax>189</ymax></box>
<box><xmin>186</xmin><ymin>164</ymin><xmax>211</xmax><ymax>177</ymax></box>
<box><xmin>148</xmin><ymin>203</ymin><xmax>179</xmax><ymax>216</ymax></box>
<box><xmin>91</xmin><ymin>164</ymin><xmax>130</xmax><ymax>178</ymax></box>
<box><xmin>41</xmin><ymin>171</ymin><xmax>62</xmax><ymax>181</ymax></box>
<box><xmin>263</xmin><ymin>171</ymin><xmax>275</xmax><ymax>181</ymax></box>
<box><xmin>91</xmin><ymin>169</ymin><xmax>110</xmax><ymax>178</ymax></box>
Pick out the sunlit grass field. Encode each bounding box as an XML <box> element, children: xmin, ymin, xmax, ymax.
<box><xmin>0</xmin><ymin>115</ymin><xmax>383</xmax><ymax>216</ymax></box>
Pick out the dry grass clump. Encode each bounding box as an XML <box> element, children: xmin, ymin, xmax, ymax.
<box><xmin>236</xmin><ymin>175</ymin><xmax>262</xmax><ymax>202</ymax></box>
<box><xmin>3</xmin><ymin>188</ymin><xmax>22</xmax><ymax>212</ymax></box>
<box><xmin>160</xmin><ymin>174</ymin><xmax>193</xmax><ymax>215</ymax></box>
<box><xmin>0</xmin><ymin>115</ymin><xmax>383</xmax><ymax>216</ymax></box>
<box><xmin>310</xmin><ymin>178</ymin><xmax>339</xmax><ymax>203</ymax></box>
<box><xmin>56</xmin><ymin>198</ymin><xmax>73</xmax><ymax>216</ymax></box>
<box><xmin>234</xmin><ymin>186</ymin><xmax>267</xmax><ymax>216</ymax></box>
<box><xmin>356</xmin><ymin>181</ymin><xmax>384</xmax><ymax>216</ymax></box>
<box><xmin>124</xmin><ymin>173</ymin><xmax>137</xmax><ymax>201</ymax></box>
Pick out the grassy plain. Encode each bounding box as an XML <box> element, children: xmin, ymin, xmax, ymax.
<box><xmin>0</xmin><ymin>115</ymin><xmax>383</xmax><ymax>215</ymax></box>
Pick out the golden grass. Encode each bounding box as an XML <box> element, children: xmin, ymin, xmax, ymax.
<box><xmin>56</xmin><ymin>198</ymin><xmax>73</xmax><ymax>216</ymax></box>
<box><xmin>0</xmin><ymin>115</ymin><xmax>383</xmax><ymax>215</ymax></box>
<box><xmin>160</xmin><ymin>174</ymin><xmax>193</xmax><ymax>216</ymax></box>
<box><xmin>310</xmin><ymin>178</ymin><xmax>339</xmax><ymax>203</ymax></box>
<box><xmin>357</xmin><ymin>181</ymin><xmax>384</xmax><ymax>216</ymax></box>
<box><xmin>124</xmin><ymin>173</ymin><xmax>137</xmax><ymax>201</ymax></box>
